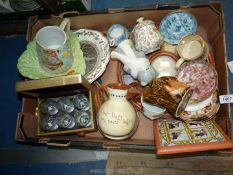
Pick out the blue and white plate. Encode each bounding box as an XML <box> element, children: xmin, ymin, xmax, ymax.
<box><xmin>159</xmin><ymin>11</ymin><xmax>197</xmax><ymax>45</ymax></box>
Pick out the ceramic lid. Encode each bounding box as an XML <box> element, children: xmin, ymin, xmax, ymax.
<box><xmin>134</xmin><ymin>17</ymin><xmax>155</xmax><ymax>31</ymax></box>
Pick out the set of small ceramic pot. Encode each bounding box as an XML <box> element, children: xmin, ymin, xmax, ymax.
<box><xmin>38</xmin><ymin>94</ymin><xmax>91</xmax><ymax>132</ymax></box>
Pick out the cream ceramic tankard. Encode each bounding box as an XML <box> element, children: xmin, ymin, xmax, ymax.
<box><xmin>36</xmin><ymin>18</ymin><xmax>73</xmax><ymax>74</ymax></box>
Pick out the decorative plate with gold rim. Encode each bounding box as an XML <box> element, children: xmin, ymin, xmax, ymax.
<box><xmin>74</xmin><ymin>29</ymin><xmax>110</xmax><ymax>83</ymax></box>
<box><xmin>17</xmin><ymin>31</ymin><xmax>85</xmax><ymax>79</ymax></box>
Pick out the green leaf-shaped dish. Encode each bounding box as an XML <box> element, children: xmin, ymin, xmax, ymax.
<box><xmin>17</xmin><ymin>31</ymin><xmax>86</xmax><ymax>79</ymax></box>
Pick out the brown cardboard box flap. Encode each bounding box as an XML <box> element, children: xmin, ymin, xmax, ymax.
<box><xmin>16</xmin><ymin>74</ymin><xmax>91</xmax><ymax>97</ymax></box>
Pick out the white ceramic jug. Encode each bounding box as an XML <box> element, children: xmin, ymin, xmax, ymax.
<box><xmin>96</xmin><ymin>83</ymin><xmax>138</xmax><ymax>140</ymax></box>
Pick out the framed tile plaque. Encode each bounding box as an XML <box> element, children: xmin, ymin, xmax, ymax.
<box><xmin>154</xmin><ymin>118</ymin><xmax>233</xmax><ymax>155</ymax></box>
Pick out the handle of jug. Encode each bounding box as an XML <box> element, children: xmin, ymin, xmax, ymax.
<box><xmin>96</xmin><ymin>85</ymin><xmax>109</xmax><ymax>111</ymax></box>
<box><xmin>175</xmin><ymin>58</ymin><xmax>185</xmax><ymax>68</ymax></box>
<box><xmin>59</xmin><ymin>18</ymin><xmax>71</xmax><ymax>39</ymax></box>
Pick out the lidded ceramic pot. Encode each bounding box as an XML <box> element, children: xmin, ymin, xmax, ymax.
<box><xmin>133</xmin><ymin>17</ymin><xmax>163</xmax><ymax>54</ymax></box>
<box><xmin>96</xmin><ymin>83</ymin><xmax>138</xmax><ymax>140</ymax></box>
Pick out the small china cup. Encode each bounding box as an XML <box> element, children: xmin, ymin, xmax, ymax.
<box><xmin>149</xmin><ymin>51</ymin><xmax>178</xmax><ymax>78</ymax></box>
<box><xmin>57</xmin><ymin>97</ymin><xmax>75</xmax><ymax>113</ymax></box>
<box><xmin>73</xmin><ymin>94</ymin><xmax>90</xmax><ymax>111</ymax></box>
<box><xmin>39</xmin><ymin>99</ymin><xmax>59</xmax><ymax>115</ymax></box>
<box><xmin>176</xmin><ymin>34</ymin><xmax>206</xmax><ymax>68</ymax></box>
<box><xmin>73</xmin><ymin>110</ymin><xmax>91</xmax><ymax>127</ymax></box>
<box><xmin>107</xmin><ymin>24</ymin><xmax>128</xmax><ymax>47</ymax></box>
<box><xmin>56</xmin><ymin>112</ymin><xmax>75</xmax><ymax>129</ymax></box>
<box><xmin>39</xmin><ymin>115</ymin><xmax>59</xmax><ymax>131</ymax></box>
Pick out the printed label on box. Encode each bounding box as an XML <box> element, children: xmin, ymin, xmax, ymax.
<box><xmin>219</xmin><ymin>95</ymin><xmax>233</xmax><ymax>104</ymax></box>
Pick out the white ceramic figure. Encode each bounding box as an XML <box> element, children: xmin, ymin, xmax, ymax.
<box><xmin>111</xmin><ymin>40</ymin><xmax>157</xmax><ymax>86</ymax></box>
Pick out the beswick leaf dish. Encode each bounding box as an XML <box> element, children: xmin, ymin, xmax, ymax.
<box><xmin>159</xmin><ymin>11</ymin><xmax>197</xmax><ymax>45</ymax></box>
<box><xmin>74</xmin><ymin>29</ymin><xmax>110</xmax><ymax>83</ymax></box>
<box><xmin>17</xmin><ymin>31</ymin><xmax>86</xmax><ymax>79</ymax></box>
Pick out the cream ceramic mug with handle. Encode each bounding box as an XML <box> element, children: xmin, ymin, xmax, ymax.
<box><xmin>36</xmin><ymin>18</ymin><xmax>73</xmax><ymax>74</ymax></box>
<box><xmin>176</xmin><ymin>34</ymin><xmax>205</xmax><ymax>68</ymax></box>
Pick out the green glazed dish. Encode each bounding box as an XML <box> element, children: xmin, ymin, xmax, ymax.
<box><xmin>17</xmin><ymin>31</ymin><xmax>86</xmax><ymax>79</ymax></box>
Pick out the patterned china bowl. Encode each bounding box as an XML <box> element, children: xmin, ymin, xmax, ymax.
<box><xmin>159</xmin><ymin>10</ymin><xmax>197</xmax><ymax>45</ymax></box>
<box><xmin>176</xmin><ymin>60</ymin><xmax>218</xmax><ymax>103</ymax></box>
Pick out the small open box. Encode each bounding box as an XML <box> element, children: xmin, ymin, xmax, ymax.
<box><xmin>15</xmin><ymin>2</ymin><xmax>233</xmax><ymax>153</ymax></box>
<box><xmin>16</xmin><ymin>74</ymin><xmax>97</xmax><ymax>137</ymax></box>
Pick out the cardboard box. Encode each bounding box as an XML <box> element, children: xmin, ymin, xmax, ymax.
<box><xmin>16</xmin><ymin>2</ymin><xmax>232</xmax><ymax>152</ymax></box>
<box><xmin>16</xmin><ymin>74</ymin><xmax>97</xmax><ymax>137</ymax></box>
